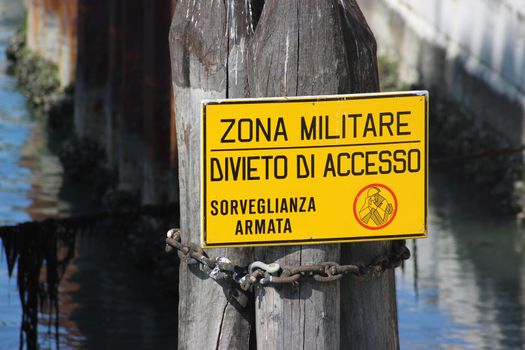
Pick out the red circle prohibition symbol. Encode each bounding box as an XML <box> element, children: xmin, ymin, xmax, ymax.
<box><xmin>353</xmin><ymin>183</ymin><xmax>398</xmax><ymax>230</ymax></box>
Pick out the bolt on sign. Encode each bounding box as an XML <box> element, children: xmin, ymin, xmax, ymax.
<box><xmin>201</xmin><ymin>91</ymin><xmax>428</xmax><ymax>248</ymax></box>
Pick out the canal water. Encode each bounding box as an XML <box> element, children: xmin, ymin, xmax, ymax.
<box><xmin>0</xmin><ymin>2</ymin><xmax>524</xmax><ymax>350</ymax></box>
<box><xmin>398</xmin><ymin>173</ymin><xmax>525</xmax><ymax>350</ymax></box>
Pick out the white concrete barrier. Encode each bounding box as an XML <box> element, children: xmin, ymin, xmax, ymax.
<box><xmin>359</xmin><ymin>0</ymin><xmax>525</xmax><ymax>143</ymax></box>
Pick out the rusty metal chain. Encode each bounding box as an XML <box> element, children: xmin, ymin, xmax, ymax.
<box><xmin>165</xmin><ymin>228</ymin><xmax>410</xmax><ymax>291</ymax></box>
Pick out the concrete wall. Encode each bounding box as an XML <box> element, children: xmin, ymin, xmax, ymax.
<box><xmin>358</xmin><ymin>0</ymin><xmax>525</xmax><ymax>144</ymax></box>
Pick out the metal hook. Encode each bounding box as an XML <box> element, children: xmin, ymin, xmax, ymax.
<box><xmin>248</xmin><ymin>261</ymin><xmax>280</xmax><ymax>275</ymax></box>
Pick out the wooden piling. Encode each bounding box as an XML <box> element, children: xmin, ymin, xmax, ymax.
<box><xmin>105</xmin><ymin>0</ymin><xmax>123</xmax><ymax>170</ymax></box>
<box><xmin>337</xmin><ymin>2</ymin><xmax>400</xmax><ymax>348</ymax></box>
<box><xmin>117</xmin><ymin>0</ymin><xmax>144</xmax><ymax>194</ymax></box>
<box><xmin>169</xmin><ymin>1</ymin><xmax>400</xmax><ymax>349</ymax></box>
<box><xmin>74</xmin><ymin>0</ymin><xmax>110</xmax><ymax>147</ymax></box>
<box><xmin>141</xmin><ymin>0</ymin><xmax>177</xmax><ymax>205</ymax></box>
<box><xmin>249</xmin><ymin>1</ymin><xmax>344</xmax><ymax>348</ymax></box>
<box><xmin>169</xmin><ymin>1</ymin><xmax>255</xmax><ymax>348</ymax></box>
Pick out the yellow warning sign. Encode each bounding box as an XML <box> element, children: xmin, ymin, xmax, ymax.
<box><xmin>201</xmin><ymin>91</ymin><xmax>428</xmax><ymax>248</ymax></box>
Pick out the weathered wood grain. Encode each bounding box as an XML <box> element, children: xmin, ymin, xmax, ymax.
<box><xmin>249</xmin><ymin>1</ymin><xmax>399</xmax><ymax>349</ymax></box>
<box><xmin>169</xmin><ymin>1</ymin><xmax>255</xmax><ymax>349</ymax></box>
<box><xmin>249</xmin><ymin>1</ymin><xmax>348</xmax><ymax>349</ymax></box>
<box><xmin>341</xmin><ymin>242</ymin><xmax>399</xmax><ymax>349</ymax></box>
<box><xmin>336</xmin><ymin>2</ymin><xmax>399</xmax><ymax>349</ymax></box>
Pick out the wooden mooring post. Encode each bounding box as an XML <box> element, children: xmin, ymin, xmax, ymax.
<box><xmin>142</xmin><ymin>0</ymin><xmax>177</xmax><ymax>205</ymax></box>
<box><xmin>117</xmin><ymin>0</ymin><xmax>145</xmax><ymax>194</ymax></box>
<box><xmin>169</xmin><ymin>1</ymin><xmax>400</xmax><ymax>348</ymax></box>
<box><xmin>74</xmin><ymin>0</ymin><xmax>109</xmax><ymax>147</ymax></box>
<box><xmin>169</xmin><ymin>1</ymin><xmax>255</xmax><ymax>348</ymax></box>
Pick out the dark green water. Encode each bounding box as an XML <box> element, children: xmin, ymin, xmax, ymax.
<box><xmin>0</xmin><ymin>1</ymin><xmax>524</xmax><ymax>349</ymax></box>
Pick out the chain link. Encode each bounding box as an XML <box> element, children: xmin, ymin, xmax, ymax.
<box><xmin>165</xmin><ymin>228</ymin><xmax>410</xmax><ymax>290</ymax></box>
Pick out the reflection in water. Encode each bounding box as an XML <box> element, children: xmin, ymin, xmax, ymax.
<box><xmin>1</xmin><ymin>208</ymin><xmax>179</xmax><ymax>350</ymax></box>
<box><xmin>0</xmin><ymin>0</ymin><xmax>31</xmax><ymax>226</ymax></box>
<box><xmin>397</xmin><ymin>172</ymin><xmax>525</xmax><ymax>350</ymax></box>
<box><xmin>1</xmin><ymin>222</ymin><xmax>76</xmax><ymax>349</ymax></box>
<box><xmin>18</xmin><ymin>114</ymin><xmax>73</xmax><ymax>221</ymax></box>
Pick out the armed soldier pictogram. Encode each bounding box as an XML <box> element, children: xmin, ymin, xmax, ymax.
<box><xmin>353</xmin><ymin>183</ymin><xmax>398</xmax><ymax>230</ymax></box>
